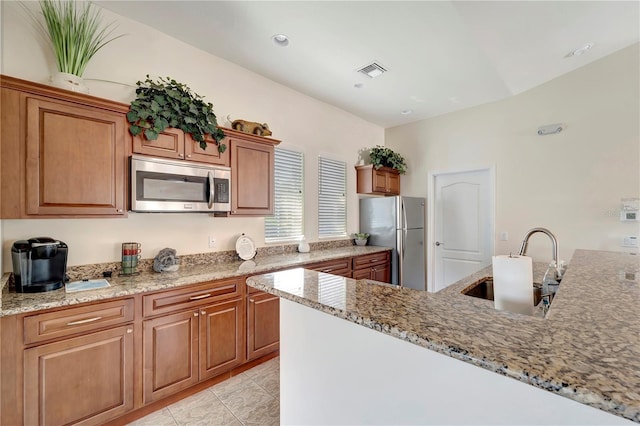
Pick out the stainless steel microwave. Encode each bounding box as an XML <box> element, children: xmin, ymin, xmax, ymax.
<box><xmin>130</xmin><ymin>155</ymin><xmax>231</xmax><ymax>212</ymax></box>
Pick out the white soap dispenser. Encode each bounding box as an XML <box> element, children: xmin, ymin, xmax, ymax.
<box><xmin>298</xmin><ymin>236</ymin><xmax>310</xmax><ymax>253</ymax></box>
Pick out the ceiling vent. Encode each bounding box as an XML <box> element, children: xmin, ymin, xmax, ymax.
<box><xmin>357</xmin><ymin>62</ymin><xmax>387</xmax><ymax>78</ymax></box>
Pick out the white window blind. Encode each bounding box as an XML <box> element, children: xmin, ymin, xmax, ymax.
<box><xmin>265</xmin><ymin>148</ymin><xmax>304</xmax><ymax>242</ymax></box>
<box><xmin>318</xmin><ymin>157</ymin><xmax>346</xmax><ymax>238</ymax></box>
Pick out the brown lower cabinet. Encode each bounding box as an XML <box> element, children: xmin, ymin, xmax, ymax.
<box><xmin>247</xmin><ymin>291</ymin><xmax>280</xmax><ymax>361</ymax></box>
<box><xmin>142</xmin><ymin>299</ymin><xmax>243</xmax><ymax>404</ymax></box>
<box><xmin>352</xmin><ymin>251</ymin><xmax>392</xmax><ymax>283</ymax></box>
<box><xmin>142</xmin><ymin>291</ymin><xmax>243</xmax><ymax>404</ymax></box>
<box><xmin>24</xmin><ymin>325</ymin><xmax>134</xmax><ymax>426</ymax></box>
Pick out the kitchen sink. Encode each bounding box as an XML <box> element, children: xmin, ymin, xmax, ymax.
<box><xmin>461</xmin><ymin>277</ymin><xmax>553</xmax><ymax>307</ymax></box>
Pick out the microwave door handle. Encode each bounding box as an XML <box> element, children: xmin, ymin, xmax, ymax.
<box><xmin>207</xmin><ymin>171</ymin><xmax>215</xmax><ymax>209</ymax></box>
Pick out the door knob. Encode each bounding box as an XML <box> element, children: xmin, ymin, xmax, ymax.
<box><xmin>435</xmin><ymin>241</ymin><xmax>442</xmax><ymax>246</ymax></box>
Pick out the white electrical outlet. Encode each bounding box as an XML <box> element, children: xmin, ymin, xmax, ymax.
<box><xmin>622</xmin><ymin>236</ymin><xmax>638</xmax><ymax>248</ymax></box>
<box><xmin>208</xmin><ymin>236</ymin><xmax>216</xmax><ymax>248</ymax></box>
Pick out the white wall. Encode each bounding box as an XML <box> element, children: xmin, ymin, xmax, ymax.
<box><xmin>386</xmin><ymin>44</ymin><xmax>640</xmax><ymax>264</ymax></box>
<box><xmin>0</xmin><ymin>2</ymin><xmax>384</xmax><ymax>269</ymax></box>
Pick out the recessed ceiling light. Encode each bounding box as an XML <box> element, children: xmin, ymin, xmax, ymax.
<box><xmin>400</xmin><ymin>109</ymin><xmax>413</xmax><ymax>115</ymax></box>
<box><xmin>565</xmin><ymin>42</ymin><xmax>594</xmax><ymax>58</ymax></box>
<box><xmin>354</xmin><ymin>83</ymin><xmax>364</xmax><ymax>89</ymax></box>
<box><xmin>272</xmin><ymin>34</ymin><xmax>289</xmax><ymax>47</ymax></box>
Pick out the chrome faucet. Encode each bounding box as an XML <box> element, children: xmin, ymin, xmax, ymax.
<box><xmin>518</xmin><ymin>227</ymin><xmax>563</xmax><ymax>280</ymax></box>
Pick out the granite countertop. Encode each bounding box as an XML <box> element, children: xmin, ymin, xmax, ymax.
<box><xmin>0</xmin><ymin>245</ymin><xmax>391</xmax><ymax>317</ymax></box>
<box><xmin>247</xmin><ymin>249</ymin><xmax>640</xmax><ymax>423</ymax></box>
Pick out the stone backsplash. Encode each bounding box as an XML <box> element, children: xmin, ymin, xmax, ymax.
<box><xmin>64</xmin><ymin>238</ymin><xmax>353</xmax><ymax>281</ymax></box>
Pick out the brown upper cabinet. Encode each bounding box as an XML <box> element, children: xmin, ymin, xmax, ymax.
<box><xmin>355</xmin><ymin>165</ymin><xmax>400</xmax><ymax>196</ymax></box>
<box><xmin>221</xmin><ymin>127</ymin><xmax>281</xmax><ymax>216</ymax></box>
<box><xmin>132</xmin><ymin>127</ymin><xmax>230</xmax><ymax>166</ymax></box>
<box><xmin>1</xmin><ymin>75</ymin><xmax>129</xmax><ymax>218</ymax></box>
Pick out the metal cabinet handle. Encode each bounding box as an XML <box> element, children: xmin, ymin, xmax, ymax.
<box><xmin>126</xmin><ymin>328</ymin><xmax>133</xmax><ymax>334</ymax></box>
<box><xmin>324</xmin><ymin>268</ymin><xmax>334</xmax><ymax>273</ymax></box>
<box><xmin>369</xmin><ymin>259</ymin><xmax>377</xmax><ymax>262</ymax></box>
<box><xmin>187</xmin><ymin>154</ymin><xmax>192</xmax><ymax>158</ymax></box>
<box><xmin>117</xmin><ymin>209</ymin><xmax>123</xmax><ymax>213</ymax></box>
<box><xmin>435</xmin><ymin>241</ymin><xmax>442</xmax><ymax>246</ymax></box>
<box><xmin>201</xmin><ymin>311</ymin><xmax>206</xmax><ymax>315</ymax></box>
<box><xmin>179</xmin><ymin>153</ymin><xmax>184</xmax><ymax>157</ymax></box>
<box><xmin>67</xmin><ymin>316</ymin><xmax>102</xmax><ymax>326</ymax></box>
<box><xmin>189</xmin><ymin>293</ymin><xmax>212</xmax><ymax>300</ymax></box>
<box><xmin>193</xmin><ymin>312</ymin><xmax>198</xmax><ymax>317</ymax></box>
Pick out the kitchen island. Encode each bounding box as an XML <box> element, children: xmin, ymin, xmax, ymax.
<box><xmin>247</xmin><ymin>249</ymin><xmax>639</xmax><ymax>424</ymax></box>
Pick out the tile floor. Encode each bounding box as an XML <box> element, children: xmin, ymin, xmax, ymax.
<box><xmin>128</xmin><ymin>357</ymin><xmax>280</xmax><ymax>426</ymax></box>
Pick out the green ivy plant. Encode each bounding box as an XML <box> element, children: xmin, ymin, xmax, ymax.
<box><xmin>127</xmin><ymin>75</ymin><xmax>226</xmax><ymax>152</ymax></box>
<box><xmin>368</xmin><ymin>145</ymin><xmax>407</xmax><ymax>174</ymax></box>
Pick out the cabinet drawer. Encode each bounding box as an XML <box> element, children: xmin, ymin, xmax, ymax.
<box><xmin>353</xmin><ymin>252</ymin><xmax>390</xmax><ymax>269</ymax></box>
<box><xmin>307</xmin><ymin>258</ymin><xmax>351</xmax><ymax>275</ymax></box>
<box><xmin>143</xmin><ymin>278</ymin><xmax>241</xmax><ymax>317</ymax></box>
<box><xmin>23</xmin><ymin>298</ymin><xmax>134</xmax><ymax>345</ymax></box>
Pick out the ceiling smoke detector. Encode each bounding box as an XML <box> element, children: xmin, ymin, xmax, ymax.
<box><xmin>357</xmin><ymin>62</ymin><xmax>387</xmax><ymax>79</ymax></box>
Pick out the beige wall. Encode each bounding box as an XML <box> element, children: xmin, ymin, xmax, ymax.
<box><xmin>386</xmin><ymin>44</ymin><xmax>640</xmax><ymax>264</ymax></box>
<box><xmin>0</xmin><ymin>2</ymin><xmax>384</xmax><ymax>269</ymax></box>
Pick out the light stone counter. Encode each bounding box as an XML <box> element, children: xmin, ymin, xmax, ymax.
<box><xmin>247</xmin><ymin>249</ymin><xmax>640</xmax><ymax>423</ymax></box>
<box><xmin>0</xmin><ymin>245</ymin><xmax>390</xmax><ymax>317</ymax></box>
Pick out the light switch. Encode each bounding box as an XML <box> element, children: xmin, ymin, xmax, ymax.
<box><xmin>499</xmin><ymin>231</ymin><xmax>509</xmax><ymax>241</ymax></box>
<box><xmin>622</xmin><ymin>236</ymin><xmax>638</xmax><ymax>248</ymax></box>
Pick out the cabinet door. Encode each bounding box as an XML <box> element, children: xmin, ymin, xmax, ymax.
<box><xmin>132</xmin><ymin>127</ymin><xmax>185</xmax><ymax>160</ymax></box>
<box><xmin>185</xmin><ymin>134</ymin><xmax>230</xmax><ymax>166</ymax></box>
<box><xmin>23</xmin><ymin>325</ymin><xmax>134</xmax><ymax>426</ymax></box>
<box><xmin>247</xmin><ymin>292</ymin><xmax>280</xmax><ymax>361</ymax></box>
<box><xmin>352</xmin><ymin>268</ymin><xmax>373</xmax><ymax>280</ymax></box>
<box><xmin>372</xmin><ymin>263</ymin><xmax>391</xmax><ymax>283</ymax></box>
<box><xmin>373</xmin><ymin>169</ymin><xmax>388</xmax><ymax>193</ymax></box>
<box><xmin>199</xmin><ymin>299</ymin><xmax>243</xmax><ymax>380</ymax></box>
<box><xmin>143</xmin><ymin>310</ymin><xmax>198</xmax><ymax>404</ymax></box>
<box><xmin>230</xmin><ymin>138</ymin><xmax>274</xmax><ymax>215</ymax></box>
<box><xmin>25</xmin><ymin>96</ymin><xmax>126</xmax><ymax>216</ymax></box>
<box><xmin>386</xmin><ymin>172</ymin><xmax>400</xmax><ymax>195</ymax></box>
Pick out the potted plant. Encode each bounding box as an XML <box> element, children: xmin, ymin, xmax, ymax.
<box><xmin>127</xmin><ymin>75</ymin><xmax>226</xmax><ymax>152</ymax></box>
<box><xmin>23</xmin><ymin>0</ymin><xmax>125</xmax><ymax>93</ymax></box>
<box><xmin>368</xmin><ymin>145</ymin><xmax>407</xmax><ymax>174</ymax></box>
<box><xmin>353</xmin><ymin>232</ymin><xmax>370</xmax><ymax>246</ymax></box>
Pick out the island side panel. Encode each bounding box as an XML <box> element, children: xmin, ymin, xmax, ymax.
<box><xmin>279</xmin><ymin>299</ymin><xmax>631</xmax><ymax>425</ymax></box>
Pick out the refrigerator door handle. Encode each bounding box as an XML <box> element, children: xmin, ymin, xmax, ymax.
<box><xmin>402</xmin><ymin>229</ymin><xmax>407</xmax><ymax>259</ymax></box>
<box><xmin>398</xmin><ymin>230</ymin><xmax>405</xmax><ymax>287</ymax></box>
<box><xmin>402</xmin><ymin>198</ymin><xmax>408</xmax><ymax>230</ymax></box>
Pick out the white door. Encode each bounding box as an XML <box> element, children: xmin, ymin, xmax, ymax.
<box><xmin>432</xmin><ymin>169</ymin><xmax>493</xmax><ymax>292</ymax></box>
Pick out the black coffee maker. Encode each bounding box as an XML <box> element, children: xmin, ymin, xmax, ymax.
<box><xmin>11</xmin><ymin>237</ymin><xmax>68</xmax><ymax>293</ymax></box>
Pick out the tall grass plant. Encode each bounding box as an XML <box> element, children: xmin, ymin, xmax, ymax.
<box><xmin>24</xmin><ymin>0</ymin><xmax>124</xmax><ymax>77</ymax></box>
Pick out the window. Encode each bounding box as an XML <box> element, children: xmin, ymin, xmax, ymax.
<box><xmin>265</xmin><ymin>148</ymin><xmax>304</xmax><ymax>242</ymax></box>
<box><xmin>318</xmin><ymin>157</ymin><xmax>346</xmax><ymax>238</ymax></box>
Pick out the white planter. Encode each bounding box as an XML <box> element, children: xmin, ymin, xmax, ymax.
<box><xmin>50</xmin><ymin>72</ymin><xmax>90</xmax><ymax>94</ymax></box>
<box><xmin>355</xmin><ymin>239</ymin><xmax>368</xmax><ymax>246</ymax></box>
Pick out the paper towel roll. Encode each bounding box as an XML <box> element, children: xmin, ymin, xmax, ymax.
<box><xmin>492</xmin><ymin>255</ymin><xmax>533</xmax><ymax>315</ymax></box>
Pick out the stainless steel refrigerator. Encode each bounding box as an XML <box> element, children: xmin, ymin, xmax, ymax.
<box><xmin>359</xmin><ymin>196</ymin><xmax>426</xmax><ymax>290</ymax></box>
